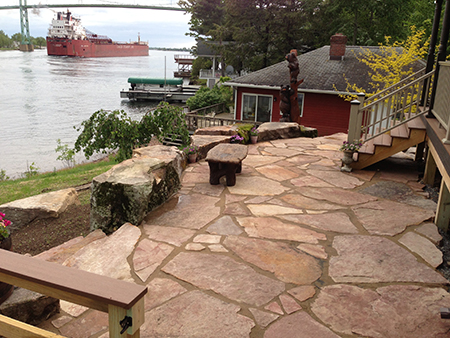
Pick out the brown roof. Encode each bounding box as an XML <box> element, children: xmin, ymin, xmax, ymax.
<box><xmin>226</xmin><ymin>46</ymin><xmax>425</xmax><ymax>94</ymax></box>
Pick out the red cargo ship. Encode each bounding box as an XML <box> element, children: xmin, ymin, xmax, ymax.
<box><xmin>46</xmin><ymin>10</ymin><xmax>149</xmax><ymax>57</ymax></box>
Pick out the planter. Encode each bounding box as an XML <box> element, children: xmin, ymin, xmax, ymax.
<box><xmin>0</xmin><ymin>237</ymin><xmax>13</xmax><ymax>304</ymax></box>
<box><xmin>188</xmin><ymin>153</ymin><xmax>198</xmax><ymax>163</ymax></box>
<box><xmin>250</xmin><ymin>135</ymin><xmax>258</xmax><ymax>144</ymax></box>
<box><xmin>341</xmin><ymin>150</ymin><xmax>354</xmax><ymax>172</ymax></box>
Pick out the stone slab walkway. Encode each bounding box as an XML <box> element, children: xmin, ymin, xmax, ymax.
<box><xmin>36</xmin><ymin>133</ymin><xmax>450</xmax><ymax>338</ymax></box>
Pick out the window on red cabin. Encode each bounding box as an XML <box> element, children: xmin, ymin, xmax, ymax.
<box><xmin>242</xmin><ymin>93</ymin><xmax>272</xmax><ymax>122</ymax></box>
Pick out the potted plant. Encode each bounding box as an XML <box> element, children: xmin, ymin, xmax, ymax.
<box><xmin>0</xmin><ymin>212</ymin><xmax>13</xmax><ymax>304</ymax></box>
<box><xmin>249</xmin><ymin>126</ymin><xmax>259</xmax><ymax>144</ymax></box>
<box><xmin>230</xmin><ymin>135</ymin><xmax>244</xmax><ymax>144</ymax></box>
<box><xmin>183</xmin><ymin>145</ymin><xmax>199</xmax><ymax>163</ymax></box>
<box><xmin>340</xmin><ymin>140</ymin><xmax>362</xmax><ymax>172</ymax></box>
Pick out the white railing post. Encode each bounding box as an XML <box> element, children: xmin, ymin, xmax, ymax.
<box><xmin>347</xmin><ymin>93</ymin><xmax>365</xmax><ymax>143</ymax></box>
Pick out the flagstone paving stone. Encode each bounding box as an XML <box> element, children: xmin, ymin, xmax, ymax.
<box><xmin>399</xmin><ymin>232</ymin><xmax>443</xmax><ymax>268</ymax></box>
<box><xmin>144</xmin><ymin>194</ymin><xmax>221</xmax><ymax>230</ymax></box>
<box><xmin>206</xmin><ymin>216</ymin><xmax>243</xmax><ymax>235</ymax></box>
<box><xmin>249</xmin><ymin>308</ymin><xmax>279</xmax><ymax>328</ymax></box>
<box><xmin>162</xmin><ymin>252</ymin><xmax>285</xmax><ymax>306</ymax></box>
<box><xmin>280</xmin><ymin>212</ymin><xmax>359</xmax><ymax>234</ymax></box>
<box><xmin>264</xmin><ymin>311</ymin><xmax>341</xmax><ymax>338</ymax></box>
<box><xmin>133</xmin><ymin>239</ymin><xmax>174</xmax><ymax>282</ymax></box>
<box><xmin>352</xmin><ymin>200</ymin><xmax>435</xmax><ymax>236</ymax></box>
<box><xmin>144</xmin><ymin>278</ymin><xmax>187</xmax><ymax>311</ymax></box>
<box><xmin>311</xmin><ymin>284</ymin><xmax>450</xmax><ymax>338</ymax></box>
<box><xmin>224</xmin><ymin>236</ymin><xmax>322</xmax><ymax>285</ymax></box>
<box><xmin>142</xmin><ymin>291</ymin><xmax>255</xmax><ymax>338</ymax></box>
<box><xmin>142</xmin><ymin>224</ymin><xmax>196</xmax><ymax>246</ymax></box>
<box><xmin>299</xmin><ymin>186</ymin><xmax>377</xmax><ymax>205</ymax></box>
<box><xmin>329</xmin><ymin>235</ymin><xmax>447</xmax><ymax>284</ymax></box>
<box><xmin>236</xmin><ymin>216</ymin><xmax>326</xmax><ymax>243</ymax></box>
<box><xmin>307</xmin><ymin>169</ymin><xmax>364</xmax><ymax>189</ymax></box>
<box><xmin>255</xmin><ymin>164</ymin><xmax>300</xmax><ymax>181</ymax></box>
<box><xmin>227</xmin><ymin>176</ymin><xmax>291</xmax><ymax>195</ymax></box>
<box><xmin>39</xmin><ymin>133</ymin><xmax>450</xmax><ymax>337</ymax></box>
<box><xmin>415</xmin><ymin>222</ymin><xmax>443</xmax><ymax>244</ymax></box>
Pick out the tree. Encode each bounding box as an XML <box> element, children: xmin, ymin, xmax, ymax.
<box><xmin>32</xmin><ymin>37</ymin><xmax>46</xmax><ymax>48</ymax></box>
<box><xmin>341</xmin><ymin>27</ymin><xmax>429</xmax><ymax>99</ymax></box>
<box><xmin>186</xmin><ymin>77</ymin><xmax>233</xmax><ymax>110</ymax></box>
<box><xmin>0</xmin><ymin>31</ymin><xmax>12</xmax><ymax>48</ymax></box>
<box><xmin>74</xmin><ymin>102</ymin><xmax>190</xmax><ymax>162</ymax></box>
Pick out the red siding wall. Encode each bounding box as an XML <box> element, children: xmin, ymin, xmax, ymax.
<box><xmin>235</xmin><ymin>87</ymin><xmax>281</xmax><ymax>122</ymax></box>
<box><xmin>299</xmin><ymin>92</ymin><xmax>351</xmax><ymax>136</ymax></box>
<box><xmin>234</xmin><ymin>87</ymin><xmax>351</xmax><ymax>136</ymax></box>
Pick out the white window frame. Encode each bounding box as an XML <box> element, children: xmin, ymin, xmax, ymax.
<box><xmin>241</xmin><ymin>93</ymin><xmax>273</xmax><ymax>122</ymax></box>
<box><xmin>298</xmin><ymin>92</ymin><xmax>305</xmax><ymax>117</ymax></box>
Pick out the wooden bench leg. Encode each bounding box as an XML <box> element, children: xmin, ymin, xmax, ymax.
<box><xmin>208</xmin><ymin>162</ymin><xmax>222</xmax><ymax>185</ymax></box>
<box><xmin>225</xmin><ymin>164</ymin><xmax>238</xmax><ymax>186</ymax></box>
<box><xmin>236</xmin><ymin>162</ymin><xmax>242</xmax><ymax>174</ymax></box>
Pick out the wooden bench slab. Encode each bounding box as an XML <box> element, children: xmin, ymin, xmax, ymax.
<box><xmin>206</xmin><ymin>144</ymin><xmax>248</xmax><ymax>186</ymax></box>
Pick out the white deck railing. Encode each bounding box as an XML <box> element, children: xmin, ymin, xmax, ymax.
<box><xmin>348</xmin><ymin>68</ymin><xmax>435</xmax><ymax>144</ymax></box>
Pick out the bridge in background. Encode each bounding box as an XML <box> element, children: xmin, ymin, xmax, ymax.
<box><xmin>0</xmin><ymin>1</ymin><xmax>184</xmax><ymax>51</ymax></box>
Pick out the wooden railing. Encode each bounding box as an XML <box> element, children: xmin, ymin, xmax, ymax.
<box><xmin>0</xmin><ymin>249</ymin><xmax>147</xmax><ymax>338</ymax></box>
<box><xmin>432</xmin><ymin>62</ymin><xmax>450</xmax><ymax>143</ymax></box>
<box><xmin>185</xmin><ymin>103</ymin><xmax>263</xmax><ymax>131</ymax></box>
<box><xmin>348</xmin><ymin>68</ymin><xmax>435</xmax><ymax>144</ymax></box>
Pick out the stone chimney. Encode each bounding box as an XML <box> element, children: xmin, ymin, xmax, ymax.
<box><xmin>330</xmin><ymin>33</ymin><xmax>347</xmax><ymax>60</ymax></box>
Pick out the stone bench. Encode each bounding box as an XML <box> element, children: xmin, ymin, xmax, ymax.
<box><xmin>206</xmin><ymin>144</ymin><xmax>248</xmax><ymax>186</ymax></box>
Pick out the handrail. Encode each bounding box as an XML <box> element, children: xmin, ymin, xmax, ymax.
<box><xmin>348</xmin><ymin>69</ymin><xmax>435</xmax><ymax>144</ymax></box>
<box><xmin>0</xmin><ymin>249</ymin><xmax>147</xmax><ymax>338</ymax></box>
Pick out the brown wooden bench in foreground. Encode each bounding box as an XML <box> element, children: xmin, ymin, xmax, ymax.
<box><xmin>0</xmin><ymin>249</ymin><xmax>147</xmax><ymax>338</ymax></box>
<box><xmin>206</xmin><ymin>143</ymin><xmax>248</xmax><ymax>186</ymax></box>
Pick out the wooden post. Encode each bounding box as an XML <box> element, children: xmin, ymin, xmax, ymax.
<box><xmin>108</xmin><ymin>297</ymin><xmax>144</xmax><ymax>338</ymax></box>
<box><xmin>436</xmin><ymin>179</ymin><xmax>450</xmax><ymax>232</ymax></box>
<box><xmin>423</xmin><ymin>147</ymin><xmax>437</xmax><ymax>185</ymax></box>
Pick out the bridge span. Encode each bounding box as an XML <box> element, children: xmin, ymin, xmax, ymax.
<box><xmin>0</xmin><ymin>1</ymin><xmax>185</xmax><ymax>51</ymax></box>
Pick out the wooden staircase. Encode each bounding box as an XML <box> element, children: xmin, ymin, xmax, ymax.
<box><xmin>352</xmin><ymin>117</ymin><xmax>427</xmax><ymax>170</ymax></box>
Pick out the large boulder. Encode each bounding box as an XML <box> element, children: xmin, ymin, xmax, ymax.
<box><xmin>90</xmin><ymin>146</ymin><xmax>183</xmax><ymax>233</ymax></box>
<box><xmin>257</xmin><ymin>122</ymin><xmax>317</xmax><ymax>141</ymax></box>
<box><xmin>0</xmin><ymin>188</ymin><xmax>79</xmax><ymax>232</ymax></box>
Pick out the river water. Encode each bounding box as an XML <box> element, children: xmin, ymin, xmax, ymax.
<box><xmin>0</xmin><ymin>49</ymin><xmax>183</xmax><ymax>179</ymax></box>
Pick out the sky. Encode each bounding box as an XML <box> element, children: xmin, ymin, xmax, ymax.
<box><xmin>0</xmin><ymin>0</ymin><xmax>195</xmax><ymax>48</ymax></box>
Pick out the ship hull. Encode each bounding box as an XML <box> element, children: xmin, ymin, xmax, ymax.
<box><xmin>46</xmin><ymin>38</ymin><xmax>149</xmax><ymax>57</ymax></box>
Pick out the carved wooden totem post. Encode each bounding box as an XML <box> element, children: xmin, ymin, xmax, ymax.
<box><xmin>281</xmin><ymin>49</ymin><xmax>303</xmax><ymax>123</ymax></box>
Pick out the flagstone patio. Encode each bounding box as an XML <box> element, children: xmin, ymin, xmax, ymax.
<box><xmin>36</xmin><ymin>133</ymin><xmax>450</xmax><ymax>337</ymax></box>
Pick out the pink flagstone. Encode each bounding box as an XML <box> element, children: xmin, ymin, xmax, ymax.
<box><xmin>415</xmin><ymin>222</ymin><xmax>443</xmax><ymax>244</ymax></box>
<box><xmin>329</xmin><ymin>235</ymin><xmax>447</xmax><ymax>284</ymax></box>
<box><xmin>142</xmin><ymin>291</ymin><xmax>255</xmax><ymax>338</ymax></box>
<box><xmin>280</xmin><ymin>212</ymin><xmax>358</xmax><ymax>234</ymax></box>
<box><xmin>281</xmin><ymin>194</ymin><xmax>342</xmax><ymax>210</ymax></box>
<box><xmin>264</xmin><ymin>301</ymin><xmax>284</xmax><ymax>315</ymax></box>
<box><xmin>279</xmin><ymin>294</ymin><xmax>302</xmax><ymax>314</ymax></box>
<box><xmin>144</xmin><ymin>194</ymin><xmax>221</xmax><ymax>229</ymax></box>
<box><xmin>224</xmin><ymin>203</ymin><xmax>252</xmax><ymax>216</ymax></box>
<box><xmin>193</xmin><ymin>234</ymin><xmax>221</xmax><ymax>244</ymax></box>
<box><xmin>224</xmin><ymin>236</ymin><xmax>322</xmax><ymax>284</ymax></box>
<box><xmin>192</xmin><ymin>182</ymin><xmax>225</xmax><ymax>196</ymax></box>
<box><xmin>143</xmin><ymin>224</ymin><xmax>196</xmax><ymax>246</ymax></box>
<box><xmin>249</xmin><ymin>308</ymin><xmax>279</xmax><ymax>328</ymax></box>
<box><xmin>264</xmin><ymin>312</ymin><xmax>341</xmax><ymax>338</ymax></box>
<box><xmin>162</xmin><ymin>252</ymin><xmax>285</xmax><ymax>306</ymax></box>
<box><xmin>247</xmin><ymin>204</ymin><xmax>303</xmax><ymax>217</ymax></box>
<box><xmin>287</xmin><ymin>285</ymin><xmax>316</xmax><ymax>302</ymax></box>
<box><xmin>206</xmin><ymin>216</ymin><xmax>243</xmax><ymax>235</ymax></box>
<box><xmin>291</xmin><ymin>176</ymin><xmax>333</xmax><ymax>188</ymax></box>
<box><xmin>297</xmin><ymin>243</ymin><xmax>328</xmax><ymax>259</ymax></box>
<box><xmin>236</xmin><ymin>216</ymin><xmax>326</xmax><ymax>243</ymax></box>
<box><xmin>144</xmin><ymin>278</ymin><xmax>187</xmax><ymax>311</ymax></box>
<box><xmin>352</xmin><ymin>200</ymin><xmax>435</xmax><ymax>235</ymax></box>
<box><xmin>256</xmin><ymin>164</ymin><xmax>300</xmax><ymax>181</ymax></box>
<box><xmin>262</xmin><ymin>147</ymin><xmax>303</xmax><ymax>157</ymax></box>
<box><xmin>243</xmin><ymin>154</ymin><xmax>285</xmax><ymax>167</ymax></box>
<box><xmin>59</xmin><ymin>310</ymin><xmax>108</xmax><ymax>338</ymax></box>
<box><xmin>286</xmin><ymin>154</ymin><xmax>322</xmax><ymax>166</ymax></box>
<box><xmin>311</xmin><ymin>284</ymin><xmax>450</xmax><ymax>337</ymax></box>
<box><xmin>399</xmin><ymin>232</ymin><xmax>443</xmax><ymax>268</ymax></box>
<box><xmin>299</xmin><ymin>187</ymin><xmax>377</xmax><ymax>205</ymax></box>
<box><xmin>227</xmin><ymin>176</ymin><xmax>291</xmax><ymax>196</ymax></box>
<box><xmin>133</xmin><ymin>239</ymin><xmax>174</xmax><ymax>282</ymax></box>
<box><xmin>306</xmin><ymin>169</ymin><xmax>364</xmax><ymax>189</ymax></box>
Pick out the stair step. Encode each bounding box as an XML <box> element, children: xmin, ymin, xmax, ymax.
<box><xmin>373</xmin><ymin>132</ymin><xmax>392</xmax><ymax>147</ymax></box>
<box><xmin>359</xmin><ymin>138</ymin><xmax>375</xmax><ymax>155</ymax></box>
<box><xmin>390</xmin><ymin>123</ymin><xmax>409</xmax><ymax>138</ymax></box>
<box><xmin>407</xmin><ymin>117</ymin><xmax>426</xmax><ymax>130</ymax></box>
